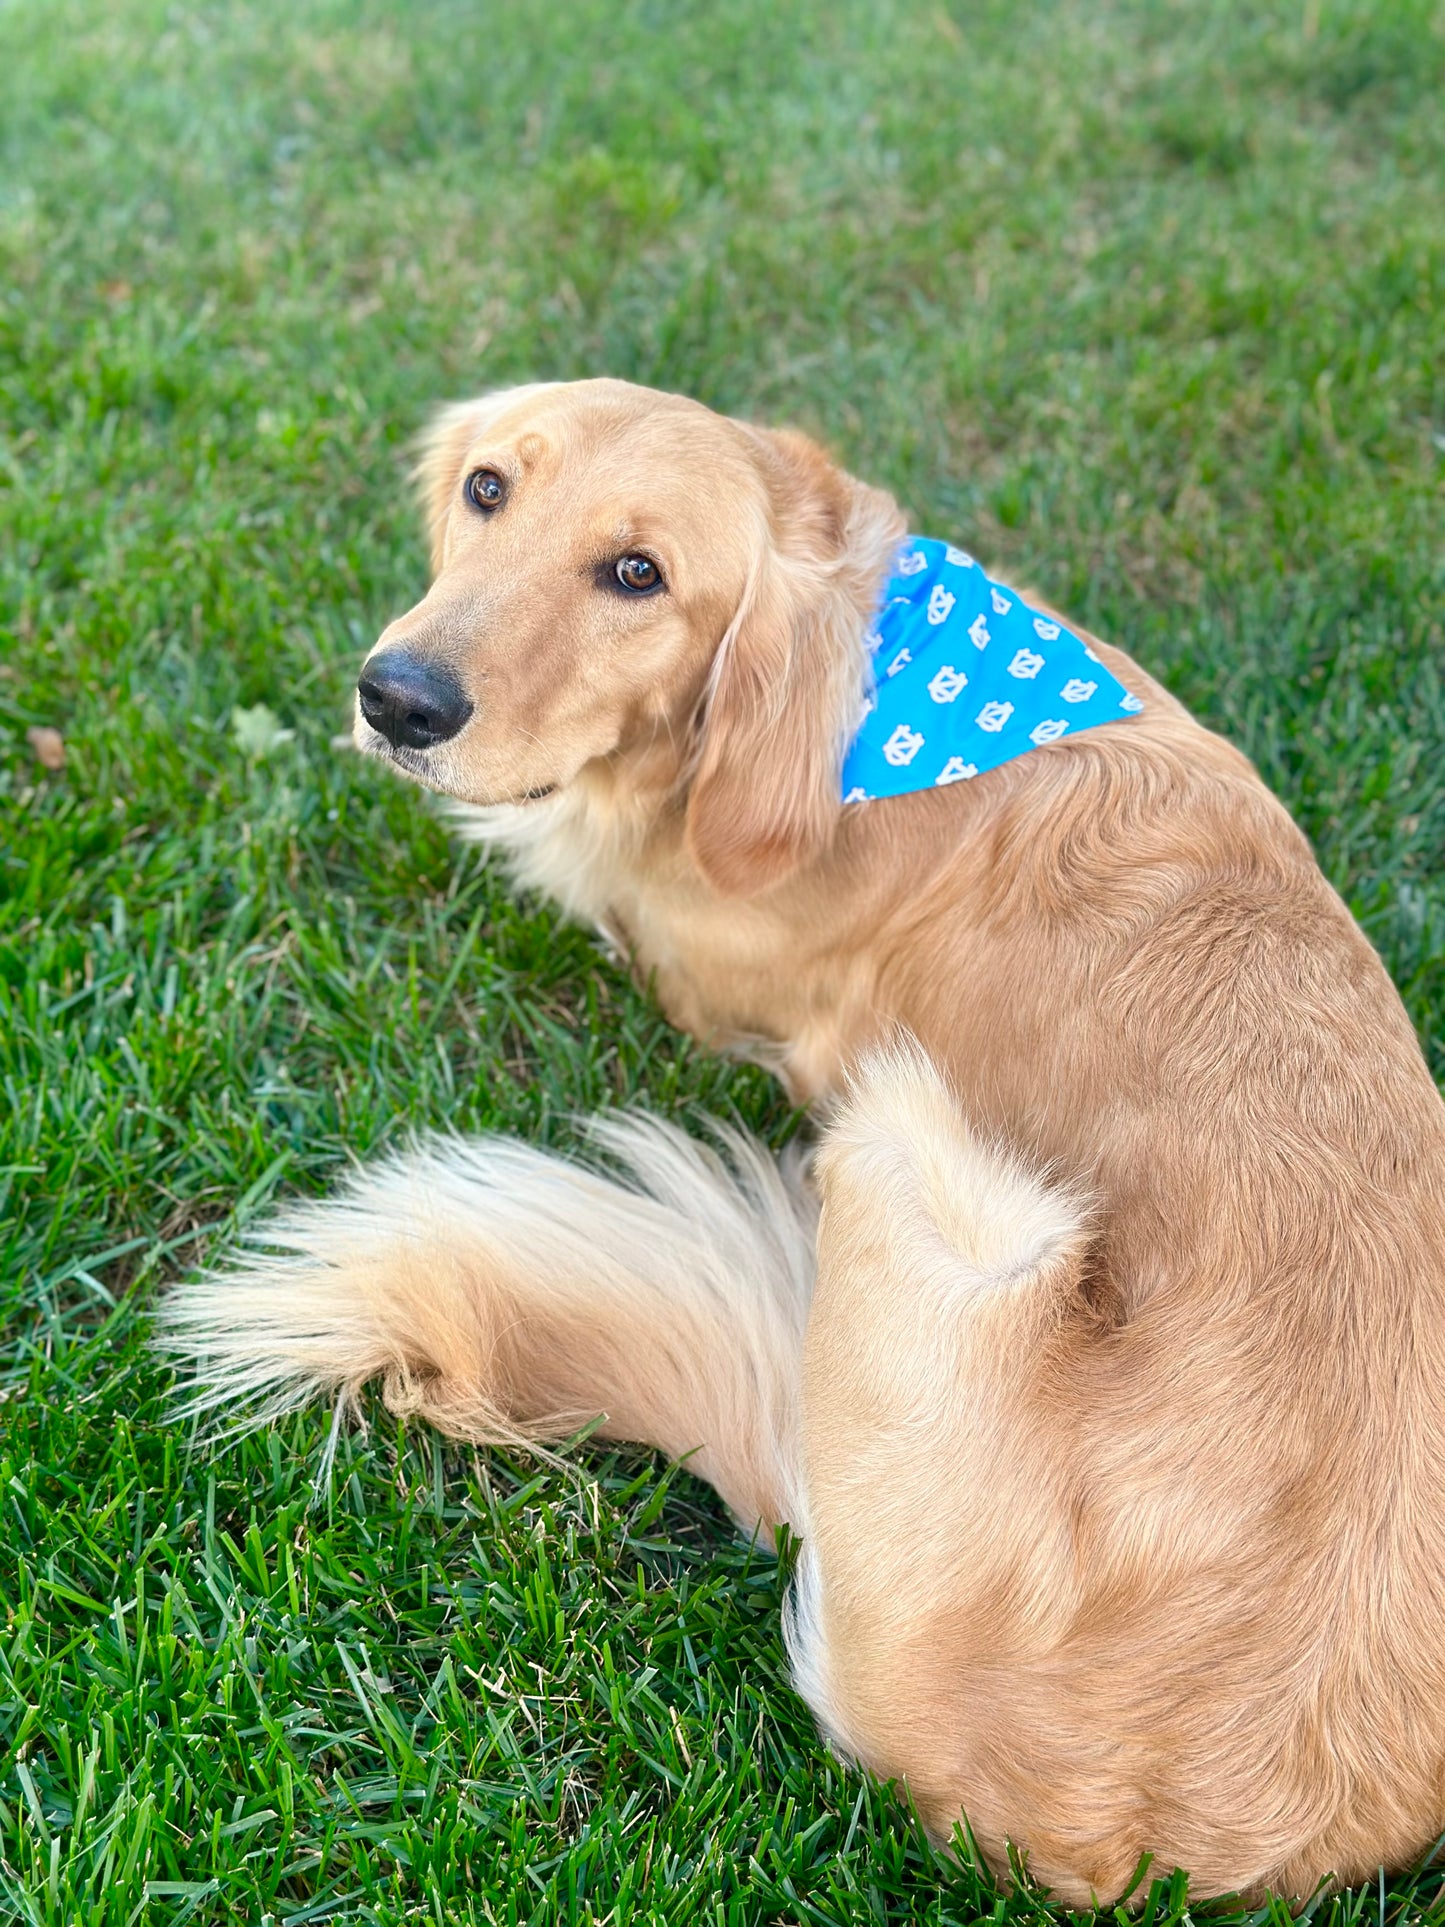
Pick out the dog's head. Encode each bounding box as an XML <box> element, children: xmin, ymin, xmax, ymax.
<box><xmin>356</xmin><ymin>378</ymin><xmax>903</xmax><ymax>894</ymax></box>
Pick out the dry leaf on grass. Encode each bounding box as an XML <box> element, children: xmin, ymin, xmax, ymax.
<box><xmin>230</xmin><ymin>703</ymin><xmax>295</xmax><ymax>759</ymax></box>
<box><xmin>26</xmin><ymin>725</ymin><xmax>65</xmax><ymax>771</ymax></box>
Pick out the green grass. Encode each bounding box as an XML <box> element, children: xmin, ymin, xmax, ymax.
<box><xmin>2</xmin><ymin>0</ymin><xmax>1443</xmax><ymax>1919</ymax></box>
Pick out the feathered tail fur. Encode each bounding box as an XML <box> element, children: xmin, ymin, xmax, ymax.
<box><xmin>159</xmin><ymin>1115</ymin><xmax>817</xmax><ymax>1533</ymax></box>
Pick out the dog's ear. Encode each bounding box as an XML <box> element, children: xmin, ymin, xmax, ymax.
<box><xmin>685</xmin><ymin>428</ymin><xmax>905</xmax><ymax>898</ymax></box>
<box><xmin>412</xmin><ymin>385</ymin><xmax>557</xmax><ymax>576</ymax></box>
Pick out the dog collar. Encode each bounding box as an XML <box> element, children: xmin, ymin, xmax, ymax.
<box><xmin>841</xmin><ymin>538</ymin><xmax>1142</xmax><ymax>802</ymax></box>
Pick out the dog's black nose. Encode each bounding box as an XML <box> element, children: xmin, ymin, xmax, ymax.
<box><xmin>357</xmin><ymin>653</ymin><xmax>473</xmax><ymax>750</ymax></box>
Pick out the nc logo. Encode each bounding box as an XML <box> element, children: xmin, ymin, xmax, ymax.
<box><xmin>882</xmin><ymin>723</ymin><xmax>925</xmax><ymax>766</ymax></box>
<box><xmin>936</xmin><ymin>757</ymin><xmax>978</xmax><ymax>784</ymax></box>
<box><xmin>1029</xmin><ymin>718</ymin><xmax>1069</xmax><ymax>745</ymax></box>
<box><xmin>976</xmin><ymin>700</ymin><xmax>1013</xmax><ymax>733</ymax></box>
<box><xmin>1060</xmin><ymin>678</ymin><xmax>1097</xmax><ymax>703</ymax></box>
<box><xmin>896</xmin><ymin>550</ymin><xmax>928</xmax><ymax>576</ymax></box>
<box><xmin>944</xmin><ymin>544</ymin><xmax>975</xmax><ymax>567</ymax></box>
<box><xmin>1032</xmin><ymin>617</ymin><xmax>1061</xmax><ymax>641</ymax></box>
<box><xmin>968</xmin><ymin>614</ymin><xmax>991</xmax><ymax>649</ymax></box>
<box><xmin>1120</xmin><ymin>692</ymin><xmax>1144</xmax><ymax>713</ymax></box>
<box><xmin>927</xmin><ymin>584</ymin><xmax>956</xmax><ymax>626</ymax></box>
<box><xmin>927</xmin><ymin>664</ymin><xmax>968</xmax><ymax>703</ymax></box>
<box><xmin>1008</xmin><ymin>648</ymin><xmax>1045</xmax><ymax>679</ymax></box>
<box><xmin>885</xmin><ymin>648</ymin><xmax>912</xmax><ymax>678</ymax></box>
<box><xmin>990</xmin><ymin>587</ymin><xmax>1012</xmax><ymax>615</ymax></box>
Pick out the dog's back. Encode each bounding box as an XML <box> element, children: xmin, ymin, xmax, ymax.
<box><xmin>792</xmin><ymin>702</ymin><xmax>1445</xmax><ymax>1899</ymax></box>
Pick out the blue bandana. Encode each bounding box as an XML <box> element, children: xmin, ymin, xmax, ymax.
<box><xmin>840</xmin><ymin>538</ymin><xmax>1142</xmax><ymax>801</ymax></box>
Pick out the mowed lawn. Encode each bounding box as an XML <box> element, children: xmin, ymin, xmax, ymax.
<box><xmin>2</xmin><ymin>0</ymin><xmax>1443</xmax><ymax>1920</ymax></box>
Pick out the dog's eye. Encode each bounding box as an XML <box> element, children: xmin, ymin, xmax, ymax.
<box><xmin>465</xmin><ymin>468</ymin><xmax>506</xmax><ymax>512</ymax></box>
<box><xmin>614</xmin><ymin>554</ymin><xmax>662</xmax><ymax>594</ymax></box>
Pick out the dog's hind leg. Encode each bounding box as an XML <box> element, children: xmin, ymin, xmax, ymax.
<box><xmin>159</xmin><ymin>1115</ymin><xmax>816</xmax><ymax>1535</ymax></box>
<box><xmin>787</xmin><ymin>1044</ymin><xmax>1118</xmax><ymax>1898</ymax></box>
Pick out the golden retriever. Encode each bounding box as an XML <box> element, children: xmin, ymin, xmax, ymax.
<box><xmin>164</xmin><ymin>378</ymin><xmax>1445</xmax><ymax>1906</ymax></box>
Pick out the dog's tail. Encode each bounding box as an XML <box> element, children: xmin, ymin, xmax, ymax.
<box><xmin>158</xmin><ymin>1115</ymin><xmax>816</xmax><ymax>1533</ymax></box>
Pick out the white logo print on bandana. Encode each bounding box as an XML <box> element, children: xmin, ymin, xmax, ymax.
<box><xmin>936</xmin><ymin>757</ymin><xmax>978</xmax><ymax>784</ymax></box>
<box><xmin>882</xmin><ymin>723</ymin><xmax>925</xmax><ymax>765</ymax></box>
<box><xmin>840</xmin><ymin>537</ymin><xmax>1143</xmax><ymax>802</ymax></box>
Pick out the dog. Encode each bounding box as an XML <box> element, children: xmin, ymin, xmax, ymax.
<box><xmin>163</xmin><ymin>378</ymin><xmax>1445</xmax><ymax>1906</ymax></box>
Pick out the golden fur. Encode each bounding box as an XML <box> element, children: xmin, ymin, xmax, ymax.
<box><xmin>163</xmin><ymin>379</ymin><xmax>1445</xmax><ymax>1906</ymax></box>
